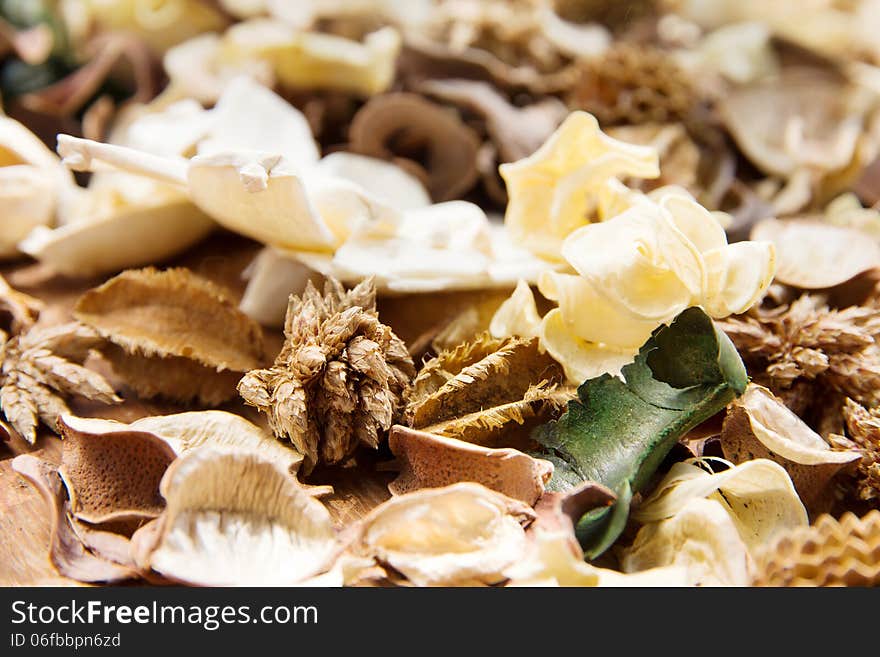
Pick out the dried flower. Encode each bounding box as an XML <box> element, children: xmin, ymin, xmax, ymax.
<box><xmin>841</xmin><ymin>399</ymin><xmax>880</xmax><ymax>503</ymax></box>
<box><xmin>717</xmin><ymin>295</ymin><xmax>880</xmax><ymax>407</ymax></box>
<box><xmin>239</xmin><ymin>277</ymin><xmax>414</xmax><ymax>473</ymax></box>
<box><xmin>0</xmin><ymin>322</ymin><xmax>120</xmax><ymax>443</ymax></box>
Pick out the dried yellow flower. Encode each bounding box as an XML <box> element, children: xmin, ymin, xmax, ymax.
<box><xmin>239</xmin><ymin>277</ymin><xmax>414</xmax><ymax>473</ymax></box>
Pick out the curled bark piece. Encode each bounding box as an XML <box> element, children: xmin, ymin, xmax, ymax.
<box><xmin>754</xmin><ymin>511</ymin><xmax>880</xmax><ymax>587</ymax></box>
<box><xmin>348</xmin><ymin>92</ymin><xmax>481</xmax><ymax>201</ymax></box>
<box><xmin>345</xmin><ymin>482</ymin><xmax>535</xmax><ymax>586</ymax></box>
<box><xmin>751</xmin><ymin>219</ymin><xmax>880</xmax><ymax>289</ymax></box>
<box><xmin>58</xmin><ymin>415</ymin><xmax>176</xmax><ymax>524</ymax></box>
<box><xmin>74</xmin><ymin>267</ymin><xmax>266</xmax><ymax>405</ymax></box>
<box><xmin>11</xmin><ymin>455</ymin><xmax>138</xmax><ymax>583</ymax></box>
<box><xmin>721</xmin><ymin>385</ymin><xmax>862</xmax><ymax>514</ymax></box>
<box><xmin>388</xmin><ymin>425</ymin><xmax>553</xmax><ymax>505</ymax></box>
<box><xmin>139</xmin><ymin>448</ymin><xmax>339</xmax><ymax>586</ymax></box>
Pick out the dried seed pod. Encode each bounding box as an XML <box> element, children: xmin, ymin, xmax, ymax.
<box><xmin>239</xmin><ymin>277</ymin><xmax>414</xmax><ymax>473</ymax></box>
<box><xmin>405</xmin><ymin>333</ymin><xmax>569</xmax><ymax>449</ymax></box>
<box><xmin>754</xmin><ymin>511</ymin><xmax>880</xmax><ymax>587</ymax></box>
<box><xmin>388</xmin><ymin>425</ymin><xmax>553</xmax><ymax>505</ymax></box>
<box><xmin>841</xmin><ymin>399</ymin><xmax>880</xmax><ymax>503</ymax></box>
<box><xmin>74</xmin><ymin>267</ymin><xmax>266</xmax><ymax>405</ymax></box>
<box><xmin>568</xmin><ymin>43</ymin><xmax>696</xmax><ymax>126</ymax></box>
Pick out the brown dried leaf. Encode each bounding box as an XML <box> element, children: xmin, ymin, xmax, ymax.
<box><xmin>11</xmin><ymin>455</ymin><xmax>138</xmax><ymax>583</ymax></box>
<box><xmin>239</xmin><ymin>277</ymin><xmax>414</xmax><ymax>473</ymax></box>
<box><xmin>0</xmin><ymin>322</ymin><xmax>120</xmax><ymax>443</ymax></box>
<box><xmin>754</xmin><ymin>511</ymin><xmax>880</xmax><ymax>587</ymax></box>
<box><xmin>57</xmin><ymin>415</ymin><xmax>176</xmax><ymax>524</ymax></box>
<box><xmin>74</xmin><ymin>267</ymin><xmax>266</xmax><ymax>405</ymax></box>
<box><xmin>0</xmin><ymin>274</ymin><xmax>42</xmax><ymax>337</ymax></box>
<box><xmin>388</xmin><ymin>425</ymin><xmax>553</xmax><ymax>505</ymax></box>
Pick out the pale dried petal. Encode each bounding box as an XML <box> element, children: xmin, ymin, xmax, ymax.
<box><xmin>489</xmin><ymin>279</ymin><xmax>542</xmax><ymax>340</ymax></box>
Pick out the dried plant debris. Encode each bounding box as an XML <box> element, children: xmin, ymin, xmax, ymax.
<box><xmin>0</xmin><ymin>273</ymin><xmax>42</xmax><ymax>340</ymax></box>
<box><xmin>754</xmin><ymin>511</ymin><xmax>880</xmax><ymax>587</ymax></box>
<box><xmin>133</xmin><ymin>448</ymin><xmax>339</xmax><ymax>586</ymax></box>
<box><xmin>239</xmin><ymin>277</ymin><xmax>414</xmax><ymax>473</ymax></box>
<box><xmin>533</xmin><ymin>307</ymin><xmax>748</xmax><ymax>558</ymax></box>
<box><xmin>343</xmin><ymin>482</ymin><xmax>535</xmax><ymax>587</ymax></box>
<box><xmin>11</xmin><ymin>455</ymin><xmax>139</xmax><ymax>583</ymax></box>
<box><xmin>74</xmin><ymin>267</ymin><xmax>266</xmax><ymax>405</ymax></box>
<box><xmin>718</xmin><ymin>295</ymin><xmax>880</xmax><ymax>408</ymax></box>
<box><xmin>406</xmin><ymin>332</ymin><xmax>569</xmax><ymax>449</ymax></box>
<box><xmin>0</xmin><ymin>322</ymin><xmax>120</xmax><ymax>443</ymax></box>
<box><xmin>840</xmin><ymin>399</ymin><xmax>880</xmax><ymax>503</ymax></box>
<box><xmin>388</xmin><ymin>425</ymin><xmax>553</xmax><ymax>505</ymax></box>
<box><xmin>721</xmin><ymin>386</ymin><xmax>861</xmax><ymax>514</ymax></box>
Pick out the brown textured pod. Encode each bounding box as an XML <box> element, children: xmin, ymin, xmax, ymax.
<box><xmin>754</xmin><ymin>511</ymin><xmax>880</xmax><ymax>587</ymax></box>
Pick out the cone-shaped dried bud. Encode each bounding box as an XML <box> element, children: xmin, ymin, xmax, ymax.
<box><xmin>74</xmin><ymin>267</ymin><xmax>266</xmax><ymax>406</ymax></box>
<box><xmin>754</xmin><ymin>511</ymin><xmax>880</xmax><ymax>587</ymax></box>
<box><xmin>238</xmin><ymin>277</ymin><xmax>414</xmax><ymax>473</ymax></box>
<box><xmin>841</xmin><ymin>399</ymin><xmax>880</xmax><ymax>503</ymax></box>
<box><xmin>0</xmin><ymin>322</ymin><xmax>121</xmax><ymax>443</ymax></box>
<box><xmin>406</xmin><ymin>333</ymin><xmax>569</xmax><ymax>450</ymax></box>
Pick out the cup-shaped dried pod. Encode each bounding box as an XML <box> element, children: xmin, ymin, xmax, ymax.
<box><xmin>405</xmin><ymin>332</ymin><xmax>569</xmax><ymax>449</ymax></box>
<box><xmin>137</xmin><ymin>447</ymin><xmax>339</xmax><ymax>586</ymax></box>
<box><xmin>721</xmin><ymin>385</ymin><xmax>862</xmax><ymax>513</ymax></box>
<box><xmin>750</xmin><ymin>218</ymin><xmax>880</xmax><ymax>289</ymax></box>
<box><xmin>348</xmin><ymin>92</ymin><xmax>482</xmax><ymax>202</ymax></box>
<box><xmin>344</xmin><ymin>482</ymin><xmax>535</xmax><ymax>587</ymax></box>
<box><xmin>388</xmin><ymin>425</ymin><xmax>554</xmax><ymax>505</ymax></box>
<box><xmin>11</xmin><ymin>455</ymin><xmax>140</xmax><ymax>583</ymax></box>
<box><xmin>754</xmin><ymin>511</ymin><xmax>880</xmax><ymax>587</ymax></box>
<box><xmin>73</xmin><ymin>267</ymin><xmax>267</xmax><ymax>405</ymax></box>
<box><xmin>57</xmin><ymin>414</ymin><xmax>177</xmax><ymax>525</ymax></box>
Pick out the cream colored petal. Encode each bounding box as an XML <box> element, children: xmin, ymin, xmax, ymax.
<box><xmin>538</xmin><ymin>271</ymin><xmax>660</xmax><ymax>348</ymax></box>
<box><xmin>239</xmin><ymin>247</ymin><xmax>323</xmax><ymax>327</ymax></box>
<box><xmin>123</xmin><ymin>99</ymin><xmax>211</xmax><ymax>157</ymax></box>
<box><xmin>538</xmin><ymin>308</ymin><xmax>637</xmax><ymax>383</ymax></box>
<box><xmin>346</xmin><ymin>482</ymin><xmax>534</xmax><ymax>587</ymax></box>
<box><xmin>146</xmin><ymin>448</ymin><xmax>338</xmax><ymax>586</ymax></box>
<box><xmin>622</xmin><ymin>497</ymin><xmax>753</xmax><ymax>586</ymax></box>
<box><xmin>702</xmin><ymin>240</ymin><xmax>775</xmax><ymax>317</ymax></box>
<box><xmin>489</xmin><ymin>279</ymin><xmax>542</xmax><ymax>340</ymax></box>
<box><xmin>655</xmin><ymin>191</ymin><xmax>728</xmax><ymax>256</ymax></box>
<box><xmin>315</xmin><ymin>152</ymin><xmax>430</xmax><ymax>210</ymax></box>
<box><xmin>633</xmin><ymin>459</ymin><xmax>808</xmax><ymax>553</ymax></box>
<box><xmin>131</xmin><ymin>410</ymin><xmax>303</xmax><ymax>474</ymax></box>
<box><xmin>0</xmin><ymin>165</ymin><xmax>56</xmax><ymax>257</ymax></box>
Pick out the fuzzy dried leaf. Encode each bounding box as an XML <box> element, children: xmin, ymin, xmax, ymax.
<box><xmin>11</xmin><ymin>455</ymin><xmax>138</xmax><ymax>583</ymax></box>
<box><xmin>239</xmin><ymin>277</ymin><xmax>414</xmax><ymax>473</ymax></box>
<box><xmin>754</xmin><ymin>511</ymin><xmax>880</xmax><ymax>587</ymax></box>
<box><xmin>345</xmin><ymin>482</ymin><xmax>535</xmax><ymax>587</ymax></box>
<box><xmin>721</xmin><ymin>385</ymin><xmax>861</xmax><ymax>514</ymax></box>
<box><xmin>751</xmin><ymin>219</ymin><xmax>880</xmax><ymax>289</ymax></box>
<box><xmin>138</xmin><ymin>448</ymin><xmax>339</xmax><ymax>586</ymax></box>
<box><xmin>57</xmin><ymin>415</ymin><xmax>177</xmax><ymax>524</ymax></box>
<box><xmin>388</xmin><ymin>426</ymin><xmax>553</xmax><ymax>505</ymax></box>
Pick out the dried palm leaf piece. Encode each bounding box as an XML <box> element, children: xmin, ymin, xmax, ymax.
<box><xmin>136</xmin><ymin>448</ymin><xmax>339</xmax><ymax>586</ymax></box>
<box><xmin>388</xmin><ymin>425</ymin><xmax>553</xmax><ymax>505</ymax></box>
<box><xmin>344</xmin><ymin>482</ymin><xmax>535</xmax><ymax>587</ymax></box>
<box><xmin>239</xmin><ymin>277</ymin><xmax>414</xmax><ymax>473</ymax></box>
<box><xmin>405</xmin><ymin>333</ymin><xmax>568</xmax><ymax>449</ymax></box>
<box><xmin>74</xmin><ymin>267</ymin><xmax>266</xmax><ymax>405</ymax></box>
<box><xmin>721</xmin><ymin>385</ymin><xmax>861</xmax><ymax>513</ymax></box>
<box><xmin>751</xmin><ymin>219</ymin><xmax>880</xmax><ymax>289</ymax></box>
<box><xmin>11</xmin><ymin>455</ymin><xmax>138</xmax><ymax>583</ymax></box>
<box><xmin>0</xmin><ymin>322</ymin><xmax>120</xmax><ymax>443</ymax></box>
<box><xmin>754</xmin><ymin>511</ymin><xmax>880</xmax><ymax>587</ymax></box>
<box><xmin>841</xmin><ymin>399</ymin><xmax>880</xmax><ymax>503</ymax></box>
<box><xmin>568</xmin><ymin>43</ymin><xmax>697</xmax><ymax>127</ymax></box>
<box><xmin>718</xmin><ymin>295</ymin><xmax>880</xmax><ymax>407</ymax></box>
<box><xmin>57</xmin><ymin>415</ymin><xmax>176</xmax><ymax>524</ymax></box>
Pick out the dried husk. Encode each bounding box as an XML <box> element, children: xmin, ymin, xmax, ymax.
<box><xmin>11</xmin><ymin>455</ymin><xmax>139</xmax><ymax>583</ymax></box>
<box><xmin>57</xmin><ymin>415</ymin><xmax>177</xmax><ymax>524</ymax></box>
<box><xmin>405</xmin><ymin>333</ymin><xmax>569</xmax><ymax>449</ymax></box>
<box><xmin>721</xmin><ymin>385</ymin><xmax>861</xmax><ymax>513</ymax></box>
<box><xmin>754</xmin><ymin>511</ymin><xmax>880</xmax><ymax>587</ymax></box>
<box><xmin>388</xmin><ymin>425</ymin><xmax>553</xmax><ymax>505</ymax></box>
<box><xmin>134</xmin><ymin>447</ymin><xmax>339</xmax><ymax>586</ymax></box>
<box><xmin>841</xmin><ymin>399</ymin><xmax>880</xmax><ymax>503</ymax></box>
<box><xmin>238</xmin><ymin>277</ymin><xmax>414</xmax><ymax>473</ymax></box>
<box><xmin>74</xmin><ymin>267</ymin><xmax>266</xmax><ymax>405</ymax></box>
<box><xmin>344</xmin><ymin>482</ymin><xmax>535</xmax><ymax>587</ymax></box>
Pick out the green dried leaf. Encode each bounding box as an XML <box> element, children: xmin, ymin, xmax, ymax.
<box><xmin>533</xmin><ymin>307</ymin><xmax>748</xmax><ymax>559</ymax></box>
